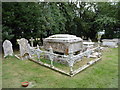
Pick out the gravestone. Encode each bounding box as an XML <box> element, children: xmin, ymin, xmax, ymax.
<box><xmin>3</xmin><ymin>40</ymin><xmax>13</xmax><ymax>57</ymax></box>
<box><xmin>17</xmin><ymin>38</ymin><xmax>32</xmax><ymax>59</ymax></box>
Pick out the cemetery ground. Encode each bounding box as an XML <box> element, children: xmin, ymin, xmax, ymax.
<box><xmin>2</xmin><ymin>47</ymin><xmax>118</xmax><ymax>88</ymax></box>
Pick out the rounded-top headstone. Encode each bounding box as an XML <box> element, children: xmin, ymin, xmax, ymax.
<box><xmin>3</xmin><ymin>40</ymin><xmax>13</xmax><ymax>57</ymax></box>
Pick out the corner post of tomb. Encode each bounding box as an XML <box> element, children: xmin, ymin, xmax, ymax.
<box><xmin>49</xmin><ymin>46</ymin><xmax>54</xmax><ymax>67</ymax></box>
<box><xmin>36</xmin><ymin>44</ymin><xmax>41</xmax><ymax>61</ymax></box>
<box><xmin>68</xmin><ymin>52</ymin><xmax>74</xmax><ymax>75</ymax></box>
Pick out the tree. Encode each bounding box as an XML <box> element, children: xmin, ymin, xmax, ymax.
<box><xmin>2</xmin><ymin>2</ymin><xmax>120</xmax><ymax>47</ymax></box>
<box><xmin>94</xmin><ymin>2</ymin><xmax>120</xmax><ymax>38</ymax></box>
<box><xmin>2</xmin><ymin>2</ymin><xmax>43</xmax><ymax>45</ymax></box>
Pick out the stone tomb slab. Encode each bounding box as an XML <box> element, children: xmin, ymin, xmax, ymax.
<box><xmin>102</xmin><ymin>39</ymin><xmax>118</xmax><ymax>48</ymax></box>
<box><xmin>43</xmin><ymin>34</ymin><xmax>83</xmax><ymax>55</ymax></box>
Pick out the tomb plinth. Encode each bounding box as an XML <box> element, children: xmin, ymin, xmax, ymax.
<box><xmin>43</xmin><ymin>34</ymin><xmax>83</xmax><ymax>55</ymax></box>
<box><xmin>102</xmin><ymin>39</ymin><xmax>118</xmax><ymax>48</ymax></box>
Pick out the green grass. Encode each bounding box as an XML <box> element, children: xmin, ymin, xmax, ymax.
<box><xmin>2</xmin><ymin>48</ymin><xmax>118</xmax><ymax>88</ymax></box>
<box><xmin>34</xmin><ymin>53</ymin><xmax>95</xmax><ymax>73</ymax></box>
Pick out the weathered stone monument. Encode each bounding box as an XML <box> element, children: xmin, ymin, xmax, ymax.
<box><xmin>17</xmin><ymin>38</ymin><xmax>32</xmax><ymax>59</ymax></box>
<box><xmin>3</xmin><ymin>40</ymin><xmax>13</xmax><ymax>57</ymax></box>
<box><xmin>17</xmin><ymin>34</ymin><xmax>102</xmax><ymax>77</ymax></box>
<box><xmin>43</xmin><ymin>34</ymin><xmax>83</xmax><ymax>55</ymax></box>
<box><xmin>102</xmin><ymin>39</ymin><xmax>118</xmax><ymax>48</ymax></box>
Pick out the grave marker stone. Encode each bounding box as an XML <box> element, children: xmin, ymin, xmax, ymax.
<box><xmin>17</xmin><ymin>38</ymin><xmax>31</xmax><ymax>59</ymax></box>
<box><xmin>3</xmin><ymin>40</ymin><xmax>13</xmax><ymax>57</ymax></box>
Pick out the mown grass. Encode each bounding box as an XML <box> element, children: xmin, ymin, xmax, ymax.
<box><xmin>2</xmin><ymin>48</ymin><xmax>118</xmax><ymax>88</ymax></box>
<box><xmin>34</xmin><ymin>54</ymin><xmax>95</xmax><ymax>72</ymax></box>
<box><xmin>0</xmin><ymin>54</ymin><xmax>2</xmax><ymax>89</ymax></box>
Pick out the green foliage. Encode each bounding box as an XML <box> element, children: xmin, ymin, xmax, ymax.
<box><xmin>2</xmin><ymin>2</ymin><xmax>120</xmax><ymax>44</ymax></box>
<box><xmin>95</xmin><ymin>2</ymin><xmax>120</xmax><ymax>38</ymax></box>
<box><xmin>94</xmin><ymin>16</ymin><xmax>117</xmax><ymax>31</ymax></box>
<box><xmin>2</xmin><ymin>26</ymin><xmax>14</xmax><ymax>40</ymax></box>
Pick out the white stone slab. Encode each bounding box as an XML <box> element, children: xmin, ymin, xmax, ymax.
<box><xmin>83</xmin><ymin>42</ymin><xmax>95</xmax><ymax>50</ymax></box>
<box><xmin>3</xmin><ymin>40</ymin><xmax>13</xmax><ymax>57</ymax></box>
<box><xmin>102</xmin><ymin>42</ymin><xmax>117</xmax><ymax>47</ymax></box>
<box><xmin>45</xmin><ymin>34</ymin><xmax>83</xmax><ymax>43</ymax></box>
<box><xmin>102</xmin><ymin>39</ymin><xmax>118</xmax><ymax>47</ymax></box>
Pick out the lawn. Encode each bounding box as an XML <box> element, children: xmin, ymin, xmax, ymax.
<box><xmin>2</xmin><ymin>47</ymin><xmax>118</xmax><ymax>88</ymax></box>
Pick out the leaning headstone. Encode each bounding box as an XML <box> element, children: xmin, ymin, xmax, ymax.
<box><xmin>17</xmin><ymin>38</ymin><xmax>31</xmax><ymax>59</ymax></box>
<box><xmin>3</xmin><ymin>40</ymin><xmax>13</xmax><ymax>57</ymax></box>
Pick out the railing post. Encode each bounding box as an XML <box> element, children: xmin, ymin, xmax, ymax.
<box><xmin>49</xmin><ymin>46</ymin><xmax>54</xmax><ymax>67</ymax></box>
<box><xmin>67</xmin><ymin>52</ymin><xmax>74</xmax><ymax>75</ymax></box>
<box><xmin>97</xmin><ymin>45</ymin><xmax>101</xmax><ymax>58</ymax></box>
<box><xmin>86</xmin><ymin>45</ymin><xmax>91</xmax><ymax>58</ymax></box>
<box><xmin>36</xmin><ymin>44</ymin><xmax>41</xmax><ymax>61</ymax></box>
